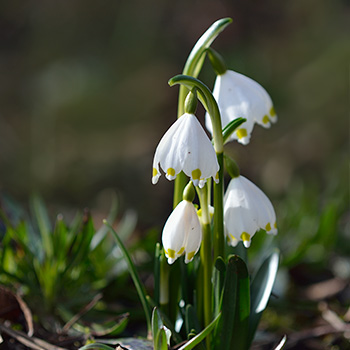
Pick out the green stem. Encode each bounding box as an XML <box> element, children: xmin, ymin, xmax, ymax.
<box><xmin>169</xmin><ymin>75</ymin><xmax>226</xmax><ymax>262</ymax></box>
<box><xmin>104</xmin><ymin>220</ymin><xmax>152</xmax><ymax>336</ymax></box>
<box><xmin>197</xmin><ymin>185</ymin><xmax>212</xmax><ymax>348</ymax></box>
<box><xmin>173</xmin><ymin>17</ymin><xmax>232</xmax><ymax>206</ymax></box>
<box><xmin>213</xmin><ymin>153</ymin><xmax>225</xmax><ymax>260</ymax></box>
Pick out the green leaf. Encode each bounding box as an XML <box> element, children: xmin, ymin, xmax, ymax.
<box><xmin>30</xmin><ymin>195</ymin><xmax>53</xmax><ymax>259</ymax></box>
<box><xmin>90</xmin><ymin>193</ymin><xmax>119</xmax><ymax>249</ymax></box>
<box><xmin>104</xmin><ymin>220</ymin><xmax>151</xmax><ymax>335</ymax></box>
<box><xmin>147</xmin><ymin>296</ymin><xmax>183</xmax><ymax>345</ymax></box>
<box><xmin>248</xmin><ymin>249</ymin><xmax>280</xmax><ymax>346</ymax></box>
<box><xmin>89</xmin><ymin>315</ymin><xmax>129</xmax><ymax>337</ymax></box>
<box><xmin>177</xmin><ymin>18</ymin><xmax>232</xmax><ymax>117</ymax></box>
<box><xmin>153</xmin><ymin>243</ymin><xmax>161</xmax><ymax>307</ymax></box>
<box><xmin>152</xmin><ymin>307</ymin><xmax>162</xmax><ymax>349</ymax></box>
<box><xmin>214</xmin><ymin>255</ymin><xmax>250</xmax><ymax>350</ymax></box>
<box><xmin>178</xmin><ymin>313</ymin><xmax>221</xmax><ymax>350</ymax></box>
<box><xmin>212</xmin><ymin>257</ymin><xmax>226</xmax><ymax>317</ymax></box>
<box><xmin>222</xmin><ymin>118</ymin><xmax>247</xmax><ymax>144</ymax></box>
<box><xmin>185</xmin><ymin>304</ymin><xmax>201</xmax><ymax>335</ymax></box>
<box><xmin>274</xmin><ymin>335</ymin><xmax>287</xmax><ymax>350</ymax></box>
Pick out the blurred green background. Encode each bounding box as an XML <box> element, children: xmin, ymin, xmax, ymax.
<box><xmin>0</xmin><ymin>0</ymin><xmax>348</xmax><ymax>229</ymax></box>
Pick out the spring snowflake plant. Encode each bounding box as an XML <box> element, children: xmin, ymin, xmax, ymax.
<box><xmin>89</xmin><ymin>17</ymin><xmax>286</xmax><ymax>350</ymax></box>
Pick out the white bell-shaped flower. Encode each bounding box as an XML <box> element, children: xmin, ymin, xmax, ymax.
<box><xmin>152</xmin><ymin>113</ymin><xmax>219</xmax><ymax>187</ymax></box>
<box><xmin>162</xmin><ymin>200</ymin><xmax>202</xmax><ymax>264</ymax></box>
<box><xmin>224</xmin><ymin>175</ymin><xmax>277</xmax><ymax>248</ymax></box>
<box><xmin>206</xmin><ymin>70</ymin><xmax>277</xmax><ymax>145</ymax></box>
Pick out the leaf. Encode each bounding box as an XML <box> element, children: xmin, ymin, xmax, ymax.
<box><xmin>153</xmin><ymin>243</ymin><xmax>161</xmax><ymax>307</ymax></box>
<box><xmin>214</xmin><ymin>255</ymin><xmax>250</xmax><ymax>350</ymax></box>
<box><xmin>90</xmin><ymin>193</ymin><xmax>119</xmax><ymax>249</ymax></box>
<box><xmin>185</xmin><ymin>304</ymin><xmax>201</xmax><ymax>335</ymax></box>
<box><xmin>30</xmin><ymin>195</ymin><xmax>53</xmax><ymax>259</ymax></box>
<box><xmin>178</xmin><ymin>313</ymin><xmax>221</xmax><ymax>350</ymax></box>
<box><xmin>229</xmin><ymin>255</ymin><xmax>250</xmax><ymax>350</ymax></box>
<box><xmin>212</xmin><ymin>257</ymin><xmax>226</xmax><ymax>317</ymax></box>
<box><xmin>104</xmin><ymin>220</ymin><xmax>151</xmax><ymax>335</ymax></box>
<box><xmin>89</xmin><ymin>315</ymin><xmax>129</xmax><ymax>337</ymax></box>
<box><xmin>147</xmin><ymin>296</ymin><xmax>183</xmax><ymax>345</ymax></box>
<box><xmin>274</xmin><ymin>335</ymin><xmax>287</xmax><ymax>350</ymax></box>
<box><xmin>222</xmin><ymin>118</ymin><xmax>247</xmax><ymax>144</ymax></box>
<box><xmin>248</xmin><ymin>249</ymin><xmax>280</xmax><ymax>346</ymax></box>
<box><xmin>177</xmin><ymin>18</ymin><xmax>233</xmax><ymax>117</ymax></box>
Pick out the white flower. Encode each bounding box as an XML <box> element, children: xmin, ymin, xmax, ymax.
<box><xmin>224</xmin><ymin>175</ymin><xmax>277</xmax><ymax>248</ymax></box>
<box><xmin>152</xmin><ymin>113</ymin><xmax>219</xmax><ymax>187</ymax></box>
<box><xmin>162</xmin><ymin>200</ymin><xmax>202</xmax><ymax>264</ymax></box>
<box><xmin>206</xmin><ymin>70</ymin><xmax>277</xmax><ymax>145</ymax></box>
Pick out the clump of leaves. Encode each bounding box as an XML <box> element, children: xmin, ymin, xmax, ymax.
<box><xmin>0</xmin><ymin>194</ymin><xmax>135</xmax><ymax>333</ymax></box>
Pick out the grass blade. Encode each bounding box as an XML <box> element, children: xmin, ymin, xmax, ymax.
<box><xmin>30</xmin><ymin>195</ymin><xmax>52</xmax><ymax>259</ymax></box>
<box><xmin>178</xmin><ymin>313</ymin><xmax>221</xmax><ymax>350</ymax></box>
<box><xmin>104</xmin><ymin>220</ymin><xmax>151</xmax><ymax>335</ymax></box>
<box><xmin>248</xmin><ymin>249</ymin><xmax>279</xmax><ymax>346</ymax></box>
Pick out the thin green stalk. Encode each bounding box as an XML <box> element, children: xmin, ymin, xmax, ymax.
<box><xmin>197</xmin><ymin>185</ymin><xmax>212</xmax><ymax>348</ymax></box>
<box><xmin>213</xmin><ymin>152</ymin><xmax>225</xmax><ymax>260</ymax></box>
<box><xmin>173</xmin><ymin>18</ymin><xmax>232</xmax><ymax>206</ymax></box>
<box><xmin>169</xmin><ymin>75</ymin><xmax>226</xmax><ymax>262</ymax></box>
<box><xmin>103</xmin><ymin>220</ymin><xmax>151</xmax><ymax>336</ymax></box>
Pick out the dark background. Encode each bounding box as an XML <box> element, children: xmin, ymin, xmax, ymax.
<box><xmin>0</xmin><ymin>0</ymin><xmax>348</xmax><ymax>228</ymax></box>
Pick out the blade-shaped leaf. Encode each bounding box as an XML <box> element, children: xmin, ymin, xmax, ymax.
<box><xmin>185</xmin><ymin>304</ymin><xmax>201</xmax><ymax>335</ymax></box>
<box><xmin>30</xmin><ymin>195</ymin><xmax>52</xmax><ymax>259</ymax></box>
<box><xmin>214</xmin><ymin>255</ymin><xmax>250</xmax><ymax>350</ymax></box>
<box><xmin>248</xmin><ymin>249</ymin><xmax>280</xmax><ymax>346</ymax></box>
<box><xmin>178</xmin><ymin>313</ymin><xmax>221</xmax><ymax>350</ymax></box>
<box><xmin>222</xmin><ymin>117</ymin><xmax>247</xmax><ymax>144</ymax></box>
<box><xmin>274</xmin><ymin>335</ymin><xmax>287</xmax><ymax>350</ymax></box>
<box><xmin>104</xmin><ymin>220</ymin><xmax>151</xmax><ymax>335</ymax></box>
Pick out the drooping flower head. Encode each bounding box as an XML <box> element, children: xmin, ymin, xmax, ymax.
<box><xmin>224</xmin><ymin>175</ymin><xmax>277</xmax><ymax>248</ymax></box>
<box><xmin>162</xmin><ymin>198</ymin><xmax>202</xmax><ymax>264</ymax></box>
<box><xmin>152</xmin><ymin>113</ymin><xmax>219</xmax><ymax>187</ymax></box>
<box><xmin>205</xmin><ymin>49</ymin><xmax>277</xmax><ymax>145</ymax></box>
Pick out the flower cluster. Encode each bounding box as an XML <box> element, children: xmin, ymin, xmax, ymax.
<box><xmin>152</xmin><ymin>55</ymin><xmax>278</xmax><ymax>264</ymax></box>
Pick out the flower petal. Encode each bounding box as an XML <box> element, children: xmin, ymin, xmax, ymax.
<box><xmin>152</xmin><ymin>113</ymin><xmax>219</xmax><ymax>186</ymax></box>
<box><xmin>206</xmin><ymin>70</ymin><xmax>276</xmax><ymax>145</ymax></box>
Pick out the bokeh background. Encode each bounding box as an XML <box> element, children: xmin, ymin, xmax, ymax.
<box><xmin>0</xmin><ymin>0</ymin><xmax>348</xmax><ymax>229</ymax></box>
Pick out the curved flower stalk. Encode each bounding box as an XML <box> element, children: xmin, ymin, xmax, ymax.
<box><xmin>152</xmin><ymin>112</ymin><xmax>219</xmax><ymax>188</ymax></box>
<box><xmin>162</xmin><ymin>199</ymin><xmax>202</xmax><ymax>264</ymax></box>
<box><xmin>205</xmin><ymin>50</ymin><xmax>277</xmax><ymax>145</ymax></box>
<box><xmin>224</xmin><ymin>175</ymin><xmax>277</xmax><ymax>248</ymax></box>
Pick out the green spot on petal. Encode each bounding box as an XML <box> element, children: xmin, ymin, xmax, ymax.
<box><xmin>270</xmin><ymin>106</ymin><xmax>276</xmax><ymax>117</ymax></box>
<box><xmin>167</xmin><ymin>249</ymin><xmax>175</xmax><ymax>258</ymax></box>
<box><xmin>167</xmin><ymin>168</ymin><xmax>176</xmax><ymax>177</ymax></box>
<box><xmin>240</xmin><ymin>232</ymin><xmax>251</xmax><ymax>242</ymax></box>
<box><xmin>262</xmin><ymin>115</ymin><xmax>270</xmax><ymax>124</ymax></box>
<box><xmin>192</xmin><ymin>168</ymin><xmax>202</xmax><ymax>180</ymax></box>
<box><xmin>230</xmin><ymin>234</ymin><xmax>237</xmax><ymax>242</ymax></box>
<box><xmin>274</xmin><ymin>222</ymin><xmax>277</xmax><ymax>229</ymax></box>
<box><xmin>187</xmin><ymin>251</ymin><xmax>195</xmax><ymax>261</ymax></box>
<box><xmin>177</xmin><ymin>247</ymin><xmax>185</xmax><ymax>255</ymax></box>
<box><xmin>236</xmin><ymin>128</ymin><xmax>248</xmax><ymax>139</ymax></box>
<box><xmin>265</xmin><ymin>223</ymin><xmax>271</xmax><ymax>231</ymax></box>
<box><xmin>152</xmin><ymin>167</ymin><xmax>158</xmax><ymax>177</ymax></box>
